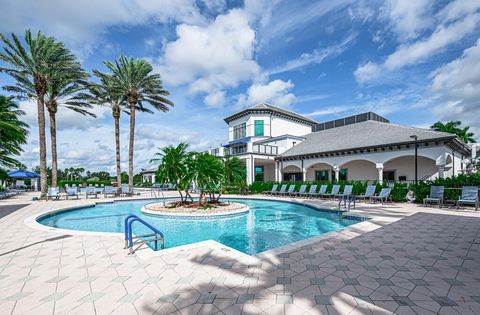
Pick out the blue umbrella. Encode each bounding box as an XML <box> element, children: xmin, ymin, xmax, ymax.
<box><xmin>7</xmin><ymin>170</ymin><xmax>40</xmax><ymax>178</ymax></box>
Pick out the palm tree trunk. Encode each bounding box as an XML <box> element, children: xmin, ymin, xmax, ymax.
<box><xmin>37</xmin><ymin>97</ymin><xmax>48</xmax><ymax>197</ymax></box>
<box><xmin>113</xmin><ymin>107</ymin><xmax>122</xmax><ymax>190</ymax></box>
<box><xmin>48</xmin><ymin>110</ymin><xmax>58</xmax><ymax>188</ymax></box>
<box><xmin>128</xmin><ymin>101</ymin><xmax>136</xmax><ymax>193</ymax></box>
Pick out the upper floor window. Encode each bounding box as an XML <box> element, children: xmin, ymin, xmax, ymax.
<box><xmin>254</xmin><ymin>120</ymin><xmax>264</xmax><ymax>136</ymax></box>
<box><xmin>233</xmin><ymin>123</ymin><xmax>246</xmax><ymax>140</ymax></box>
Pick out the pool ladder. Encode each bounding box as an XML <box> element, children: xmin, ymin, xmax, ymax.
<box><xmin>124</xmin><ymin>215</ymin><xmax>165</xmax><ymax>254</ymax></box>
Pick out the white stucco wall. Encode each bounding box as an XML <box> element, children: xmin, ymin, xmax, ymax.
<box><xmin>270</xmin><ymin>116</ymin><xmax>311</xmax><ymax>138</ymax></box>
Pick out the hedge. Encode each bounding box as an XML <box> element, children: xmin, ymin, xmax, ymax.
<box><xmin>58</xmin><ymin>180</ymin><xmax>111</xmax><ymax>187</ymax></box>
<box><xmin>249</xmin><ymin>173</ymin><xmax>480</xmax><ymax>203</ymax></box>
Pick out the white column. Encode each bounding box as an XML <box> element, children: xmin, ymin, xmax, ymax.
<box><xmin>302</xmin><ymin>167</ymin><xmax>307</xmax><ymax>182</ymax></box>
<box><xmin>274</xmin><ymin>162</ymin><xmax>279</xmax><ymax>182</ymax></box>
<box><xmin>333</xmin><ymin>165</ymin><xmax>339</xmax><ymax>181</ymax></box>
<box><xmin>246</xmin><ymin>157</ymin><xmax>254</xmax><ymax>185</ymax></box>
<box><xmin>151</xmin><ymin>174</ymin><xmax>156</xmax><ymax>183</ymax></box>
<box><xmin>437</xmin><ymin>165</ymin><xmax>445</xmax><ymax>178</ymax></box>
<box><xmin>376</xmin><ymin>163</ymin><xmax>384</xmax><ymax>184</ymax></box>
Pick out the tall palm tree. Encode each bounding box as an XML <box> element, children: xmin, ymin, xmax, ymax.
<box><xmin>431</xmin><ymin>121</ymin><xmax>476</xmax><ymax>143</ymax></box>
<box><xmin>79</xmin><ymin>71</ymin><xmax>125</xmax><ymax>187</ymax></box>
<box><xmin>0</xmin><ymin>96</ymin><xmax>28</xmax><ymax>167</ymax></box>
<box><xmin>45</xmin><ymin>64</ymin><xmax>94</xmax><ymax>187</ymax></box>
<box><xmin>0</xmin><ymin>30</ymin><xmax>79</xmax><ymax>196</ymax></box>
<box><xmin>104</xmin><ymin>56</ymin><xmax>174</xmax><ymax>192</ymax></box>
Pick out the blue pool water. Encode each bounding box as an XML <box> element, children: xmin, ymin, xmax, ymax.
<box><xmin>38</xmin><ymin>199</ymin><xmax>359</xmax><ymax>254</ymax></box>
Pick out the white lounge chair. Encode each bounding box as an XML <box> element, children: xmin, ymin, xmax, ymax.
<box><xmin>457</xmin><ymin>186</ymin><xmax>478</xmax><ymax>211</ymax></box>
<box><xmin>272</xmin><ymin>184</ymin><xmax>287</xmax><ymax>196</ymax></box>
<box><xmin>264</xmin><ymin>184</ymin><xmax>278</xmax><ymax>195</ymax></box>
<box><xmin>121</xmin><ymin>184</ymin><xmax>131</xmax><ymax>196</ymax></box>
<box><xmin>357</xmin><ymin>185</ymin><xmax>376</xmax><ymax>202</ymax></box>
<box><xmin>300</xmin><ymin>184</ymin><xmax>317</xmax><ymax>198</ymax></box>
<box><xmin>322</xmin><ymin>185</ymin><xmax>340</xmax><ymax>199</ymax></box>
<box><xmin>335</xmin><ymin>185</ymin><xmax>353</xmax><ymax>199</ymax></box>
<box><xmin>423</xmin><ymin>186</ymin><xmax>444</xmax><ymax>208</ymax></box>
<box><xmin>371</xmin><ymin>188</ymin><xmax>392</xmax><ymax>204</ymax></box>
<box><xmin>310</xmin><ymin>184</ymin><xmax>327</xmax><ymax>198</ymax></box>
<box><xmin>291</xmin><ymin>184</ymin><xmax>307</xmax><ymax>197</ymax></box>
<box><xmin>104</xmin><ymin>185</ymin><xmax>116</xmax><ymax>198</ymax></box>
<box><xmin>66</xmin><ymin>187</ymin><xmax>79</xmax><ymax>200</ymax></box>
<box><xmin>281</xmin><ymin>185</ymin><xmax>295</xmax><ymax>196</ymax></box>
<box><xmin>85</xmin><ymin>186</ymin><xmax>98</xmax><ymax>199</ymax></box>
<box><xmin>47</xmin><ymin>187</ymin><xmax>61</xmax><ymax>201</ymax></box>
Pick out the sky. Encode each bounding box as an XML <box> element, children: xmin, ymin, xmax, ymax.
<box><xmin>0</xmin><ymin>0</ymin><xmax>479</xmax><ymax>174</ymax></box>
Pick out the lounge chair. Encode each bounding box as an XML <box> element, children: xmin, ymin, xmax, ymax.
<box><xmin>300</xmin><ymin>184</ymin><xmax>317</xmax><ymax>198</ymax></box>
<box><xmin>423</xmin><ymin>186</ymin><xmax>444</xmax><ymax>208</ymax></box>
<box><xmin>272</xmin><ymin>184</ymin><xmax>287</xmax><ymax>196</ymax></box>
<box><xmin>322</xmin><ymin>185</ymin><xmax>340</xmax><ymax>199</ymax></box>
<box><xmin>290</xmin><ymin>184</ymin><xmax>307</xmax><ymax>197</ymax></box>
<box><xmin>281</xmin><ymin>185</ymin><xmax>295</xmax><ymax>196</ymax></box>
<box><xmin>121</xmin><ymin>184</ymin><xmax>132</xmax><ymax>196</ymax></box>
<box><xmin>66</xmin><ymin>187</ymin><xmax>79</xmax><ymax>200</ymax></box>
<box><xmin>357</xmin><ymin>185</ymin><xmax>376</xmax><ymax>202</ymax></box>
<box><xmin>104</xmin><ymin>185</ymin><xmax>116</xmax><ymax>198</ymax></box>
<box><xmin>47</xmin><ymin>187</ymin><xmax>61</xmax><ymax>201</ymax></box>
<box><xmin>310</xmin><ymin>185</ymin><xmax>327</xmax><ymax>198</ymax></box>
<box><xmin>264</xmin><ymin>184</ymin><xmax>278</xmax><ymax>195</ymax></box>
<box><xmin>371</xmin><ymin>188</ymin><xmax>392</xmax><ymax>204</ymax></box>
<box><xmin>335</xmin><ymin>185</ymin><xmax>353</xmax><ymax>199</ymax></box>
<box><xmin>457</xmin><ymin>186</ymin><xmax>479</xmax><ymax>211</ymax></box>
<box><xmin>85</xmin><ymin>186</ymin><xmax>98</xmax><ymax>199</ymax></box>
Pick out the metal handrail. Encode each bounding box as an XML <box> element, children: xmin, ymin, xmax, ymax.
<box><xmin>124</xmin><ymin>215</ymin><xmax>165</xmax><ymax>254</ymax></box>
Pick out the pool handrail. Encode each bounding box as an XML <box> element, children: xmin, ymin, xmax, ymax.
<box><xmin>124</xmin><ymin>215</ymin><xmax>165</xmax><ymax>253</ymax></box>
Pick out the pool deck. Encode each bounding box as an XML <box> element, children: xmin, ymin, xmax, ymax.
<box><xmin>1</xmin><ymin>191</ymin><xmax>480</xmax><ymax>314</ymax></box>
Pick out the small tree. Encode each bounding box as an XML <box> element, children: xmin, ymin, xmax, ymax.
<box><xmin>193</xmin><ymin>152</ymin><xmax>224</xmax><ymax>206</ymax></box>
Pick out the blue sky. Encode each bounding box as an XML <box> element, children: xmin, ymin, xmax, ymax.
<box><xmin>1</xmin><ymin>0</ymin><xmax>479</xmax><ymax>172</ymax></box>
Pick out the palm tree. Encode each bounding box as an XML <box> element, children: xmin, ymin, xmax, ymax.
<box><xmin>45</xmin><ymin>63</ymin><xmax>94</xmax><ymax>187</ymax></box>
<box><xmin>0</xmin><ymin>30</ymin><xmax>79</xmax><ymax>196</ymax></box>
<box><xmin>431</xmin><ymin>121</ymin><xmax>476</xmax><ymax>143</ymax></box>
<box><xmin>193</xmin><ymin>152</ymin><xmax>224</xmax><ymax>206</ymax></box>
<box><xmin>104</xmin><ymin>56</ymin><xmax>174</xmax><ymax>192</ymax></box>
<box><xmin>0</xmin><ymin>96</ymin><xmax>28</xmax><ymax>167</ymax></box>
<box><xmin>153</xmin><ymin>143</ymin><xmax>192</xmax><ymax>203</ymax></box>
<box><xmin>78</xmin><ymin>72</ymin><xmax>124</xmax><ymax>188</ymax></box>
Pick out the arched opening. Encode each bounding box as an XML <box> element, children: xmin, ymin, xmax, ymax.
<box><xmin>306</xmin><ymin>162</ymin><xmax>333</xmax><ymax>181</ymax></box>
<box><xmin>282</xmin><ymin>165</ymin><xmax>302</xmax><ymax>182</ymax></box>
<box><xmin>339</xmin><ymin>160</ymin><xmax>378</xmax><ymax>181</ymax></box>
<box><xmin>384</xmin><ymin>155</ymin><xmax>437</xmax><ymax>181</ymax></box>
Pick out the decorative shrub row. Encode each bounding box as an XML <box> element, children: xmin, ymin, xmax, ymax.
<box><xmin>249</xmin><ymin>173</ymin><xmax>480</xmax><ymax>203</ymax></box>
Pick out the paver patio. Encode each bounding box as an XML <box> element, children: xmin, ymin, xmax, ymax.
<box><xmin>1</xmin><ymin>191</ymin><xmax>480</xmax><ymax>314</ymax></box>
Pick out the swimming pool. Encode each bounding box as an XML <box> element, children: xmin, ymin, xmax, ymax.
<box><xmin>38</xmin><ymin>199</ymin><xmax>360</xmax><ymax>254</ymax></box>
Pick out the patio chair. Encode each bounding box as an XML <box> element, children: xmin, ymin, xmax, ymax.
<box><xmin>66</xmin><ymin>187</ymin><xmax>79</xmax><ymax>200</ymax></box>
<box><xmin>423</xmin><ymin>186</ymin><xmax>444</xmax><ymax>208</ymax></box>
<box><xmin>272</xmin><ymin>184</ymin><xmax>287</xmax><ymax>196</ymax></box>
<box><xmin>300</xmin><ymin>184</ymin><xmax>317</xmax><ymax>198</ymax></box>
<box><xmin>290</xmin><ymin>184</ymin><xmax>307</xmax><ymax>197</ymax></box>
<box><xmin>85</xmin><ymin>186</ymin><xmax>98</xmax><ymax>199</ymax></box>
<box><xmin>264</xmin><ymin>184</ymin><xmax>278</xmax><ymax>195</ymax></box>
<box><xmin>371</xmin><ymin>188</ymin><xmax>392</xmax><ymax>204</ymax></box>
<box><xmin>322</xmin><ymin>185</ymin><xmax>340</xmax><ymax>199</ymax></box>
<box><xmin>281</xmin><ymin>184</ymin><xmax>295</xmax><ymax>196</ymax></box>
<box><xmin>357</xmin><ymin>185</ymin><xmax>376</xmax><ymax>202</ymax></box>
<box><xmin>310</xmin><ymin>185</ymin><xmax>327</xmax><ymax>198</ymax></box>
<box><xmin>121</xmin><ymin>184</ymin><xmax>132</xmax><ymax>196</ymax></box>
<box><xmin>335</xmin><ymin>185</ymin><xmax>353</xmax><ymax>199</ymax></box>
<box><xmin>47</xmin><ymin>187</ymin><xmax>61</xmax><ymax>201</ymax></box>
<box><xmin>457</xmin><ymin>186</ymin><xmax>479</xmax><ymax>211</ymax></box>
<box><xmin>104</xmin><ymin>185</ymin><xmax>116</xmax><ymax>198</ymax></box>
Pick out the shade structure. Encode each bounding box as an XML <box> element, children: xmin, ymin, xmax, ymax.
<box><xmin>7</xmin><ymin>170</ymin><xmax>40</xmax><ymax>178</ymax></box>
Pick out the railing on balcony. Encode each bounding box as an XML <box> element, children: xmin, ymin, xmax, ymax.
<box><xmin>253</xmin><ymin>144</ymin><xmax>278</xmax><ymax>155</ymax></box>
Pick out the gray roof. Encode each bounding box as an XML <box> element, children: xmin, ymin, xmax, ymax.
<box><xmin>224</xmin><ymin>103</ymin><xmax>317</xmax><ymax>125</ymax></box>
<box><xmin>280</xmin><ymin>120</ymin><xmax>460</xmax><ymax>158</ymax></box>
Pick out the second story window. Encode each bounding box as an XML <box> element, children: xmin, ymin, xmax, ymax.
<box><xmin>233</xmin><ymin>123</ymin><xmax>246</xmax><ymax>140</ymax></box>
<box><xmin>254</xmin><ymin>120</ymin><xmax>264</xmax><ymax>136</ymax></box>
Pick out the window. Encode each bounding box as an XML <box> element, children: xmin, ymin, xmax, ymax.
<box><xmin>292</xmin><ymin>142</ymin><xmax>296</xmax><ymax>147</ymax></box>
<box><xmin>332</xmin><ymin>169</ymin><xmax>348</xmax><ymax>181</ymax></box>
<box><xmin>254</xmin><ymin>120</ymin><xmax>264</xmax><ymax>136</ymax></box>
<box><xmin>383</xmin><ymin>171</ymin><xmax>395</xmax><ymax>181</ymax></box>
<box><xmin>233</xmin><ymin>123</ymin><xmax>246</xmax><ymax>140</ymax></box>
<box><xmin>255</xmin><ymin>166</ymin><xmax>264</xmax><ymax>182</ymax></box>
<box><xmin>315</xmin><ymin>170</ymin><xmax>329</xmax><ymax>181</ymax></box>
<box><xmin>211</xmin><ymin>148</ymin><xmax>219</xmax><ymax>156</ymax></box>
<box><xmin>230</xmin><ymin>144</ymin><xmax>246</xmax><ymax>155</ymax></box>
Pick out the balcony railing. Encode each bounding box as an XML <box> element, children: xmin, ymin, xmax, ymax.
<box><xmin>253</xmin><ymin>144</ymin><xmax>278</xmax><ymax>155</ymax></box>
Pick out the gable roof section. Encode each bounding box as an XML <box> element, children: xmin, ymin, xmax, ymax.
<box><xmin>280</xmin><ymin>120</ymin><xmax>468</xmax><ymax>158</ymax></box>
<box><xmin>224</xmin><ymin>103</ymin><xmax>317</xmax><ymax>125</ymax></box>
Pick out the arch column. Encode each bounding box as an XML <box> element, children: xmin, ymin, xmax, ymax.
<box><xmin>333</xmin><ymin>165</ymin><xmax>339</xmax><ymax>181</ymax></box>
<box><xmin>246</xmin><ymin>156</ymin><xmax>254</xmax><ymax>185</ymax></box>
<box><xmin>376</xmin><ymin>163</ymin><xmax>384</xmax><ymax>184</ymax></box>
<box><xmin>437</xmin><ymin>165</ymin><xmax>445</xmax><ymax>178</ymax></box>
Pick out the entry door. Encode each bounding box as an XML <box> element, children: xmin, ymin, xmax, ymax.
<box><xmin>283</xmin><ymin>172</ymin><xmax>303</xmax><ymax>182</ymax></box>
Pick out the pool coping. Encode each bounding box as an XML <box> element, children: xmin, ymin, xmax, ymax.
<box><xmin>24</xmin><ymin>196</ymin><xmax>374</xmax><ymax>260</ymax></box>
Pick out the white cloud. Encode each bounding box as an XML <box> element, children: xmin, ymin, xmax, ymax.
<box><xmin>381</xmin><ymin>0</ymin><xmax>433</xmax><ymax>40</ymax></box>
<box><xmin>269</xmin><ymin>33</ymin><xmax>357</xmax><ymax>75</ymax></box>
<box><xmin>429</xmin><ymin>39</ymin><xmax>480</xmax><ymax>136</ymax></box>
<box><xmin>237</xmin><ymin>80</ymin><xmax>295</xmax><ymax>109</ymax></box>
<box><xmin>158</xmin><ymin>8</ymin><xmax>260</xmax><ymax>105</ymax></box>
<box><xmin>203</xmin><ymin>91</ymin><xmax>226</xmax><ymax>108</ymax></box>
<box><xmin>437</xmin><ymin>0</ymin><xmax>480</xmax><ymax>23</ymax></box>
<box><xmin>0</xmin><ymin>0</ymin><xmax>206</xmax><ymax>57</ymax></box>
<box><xmin>355</xmin><ymin>11</ymin><xmax>480</xmax><ymax>83</ymax></box>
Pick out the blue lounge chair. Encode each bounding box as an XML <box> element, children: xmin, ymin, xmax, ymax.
<box><xmin>457</xmin><ymin>186</ymin><xmax>478</xmax><ymax>211</ymax></box>
<box><xmin>322</xmin><ymin>185</ymin><xmax>340</xmax><ymax>199</ymax></box>
<box><xmin>300</xmin><ymin>184</ymin><xmax>317</xmax><ymax>198</ymax></box>
<box><xmin>264</xmin><ymin>184</ymin><xmax>278</xmax><ymax>195</ymax></box>
<box><xmin>335</xmin><ymin>185</ymin><xmax>353</xmax><ymax>199</ymax></box>
<box><xmin>86</xmin><ymin>186</ymin><xmax>98</xmax><ymax>199</ymax></box>
<box><xmin>371</xmin><ymin>188</ymin><xmax>392</xmax><ymax>203</ymax></box>
<box><xmin>104</xmin><ymin>185</ymin><xmax>116</xmax><ymax>198</ymax></box>
<box><xmin>66</xmin><ymin>187</ymin><xmax>79</xmax><ymax>200</ymax></box>
<box><xmin>47</xmin><ymin>187</ymin><xmax>60</xmax><ymax>201</ymax></box>
<box><xmin>311</xmin><ymin>185</ymin><xmax>327</xmax><ymax>198</ymax></box>
<box><xmin>357</xmin><ymin>185</ymin><xmax>376</xmax><ymax>202</ymax></box>
<box><xmin>272</xmin><ymin>184</ymin><xmax>287</xmax><ymax>196</ymax></box>
<box><xmin>121</xmin><ymin>184</ymin><xmax>131</xmax><ymax>196</ymax></box>
<box><xmin>281</xmin><ymin>185</ymin><xmax>295</xmax><ymax>196</ymax></box>
<box><xmin>423</xmin><ymin>186</ymin><xmax>444</xmax><ymax>208</ymax></box>
<box><xmin>291</xmin><ymin>184</ymin><xmax>307</xmax><ymax>197</ymax></box>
